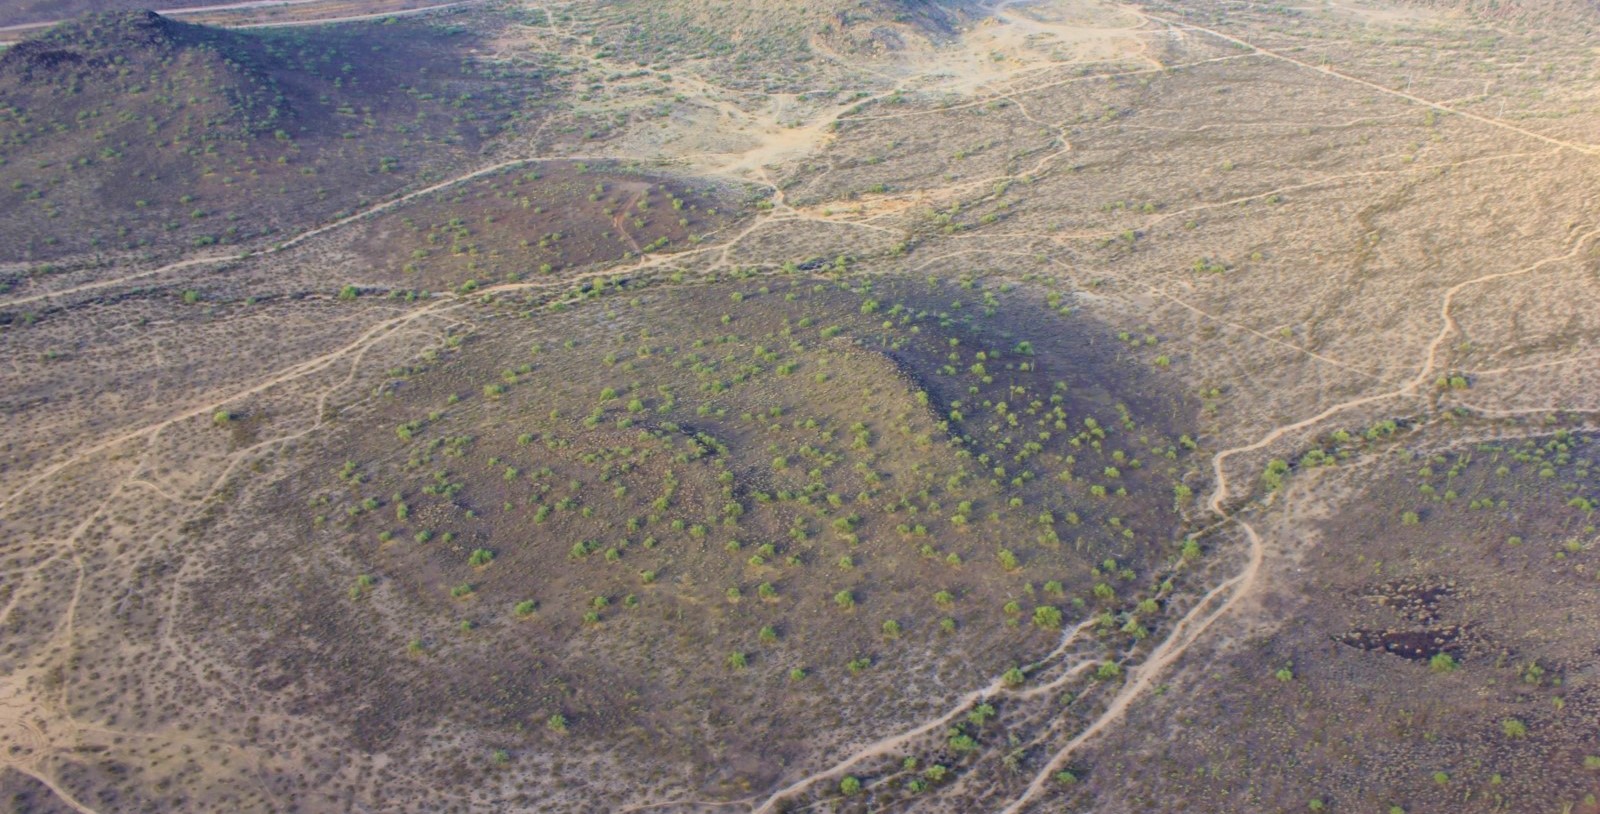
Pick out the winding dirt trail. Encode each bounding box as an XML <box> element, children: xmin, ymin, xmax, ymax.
<box><xmin>229</xmin><ymin>0</ymin><xmax>473</xmax><ymax>28</ymax></box>
<box><xmin>3</xmin><ymin>253</ymin><xmax>238</xmax><ymax>311</ymax></box>
<box><xmin>0</xmin><ymin>671</ymin><xmax>103</xmax><ymax>814</ymax></box>
<box><xmin>0</xmin><ymin>302</ymin><xmax>451</xmax><ymax>514</ymax></box>
<box><xmin>7</xmin><ymin>1</ymin><xmax>1596</xmax><ymax>811</ymax></box>
<box><xmin>0</xmin><ymin>154</ymin><xmax>629</xmax><ymax>311</ymax></box>
<box><xmin>658</xmin><ymin>4</ymin><xmax>1600</xmax><ymax>810</ymax></box>
<box><xmin>988</xmin><ymin>171</ymin><xmax>1600</xmax><ymax>814</ymax></box>
<box><xmin>0</xmin><ymin>245</ymin><xmax>687</xmax><ymax>517</ymax></box>
<box><xmin>740</xmin><ymin>68</ymin><xmax>1600</xmax><ymax>812</ymax></box>
<box><xmin>5</xmin><ymin>767</ymin><xmax>103</xmax><ymax>814</ymax></box>
<box><xmin>987</xmin><ymin>226</ymin><xmax>1600</xmax><ymax>812</ymax></box>
<box><xmin>749</xmin><ymin>618</ymin><xmax>1100</xmax><ymax>814</ymax></box>
<box><xmin>738</xmin><ymin>163</ymin><xmax>1600</xmax><ymax>814</ymax></box>
<box><xmin>1468</xmin><ymin>353</ymin><xmax>1600</xmax><ymax>377</ymax></box>
<box><xmin>997</xmin><ymin>521</ymin><xmax>1263</xmax><ymax>814</ymax></box>
<box><xmin>1141</xmin><ymin>11</ymin><xmax>1600</xmax><ymax>157</ymax></box>
<box><xmin>0</xmin><ymin>149</ymin><xmax>815</xmax><ymax>522</ymax></box>
<box><xmin>0</xmin><ymin>0</ymin><xmax>469</xmax><ymax>37</ymax></box>
<box><xmin>1206</xmin><ymin>223</ymin><xmax>1600</xmax><ymax>517</ymax></box>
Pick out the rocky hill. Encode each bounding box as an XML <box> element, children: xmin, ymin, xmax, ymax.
<box><xmin>0</xmin><ymin>9</ymin><xmax>544</xmax><ymax>262</ymax></box>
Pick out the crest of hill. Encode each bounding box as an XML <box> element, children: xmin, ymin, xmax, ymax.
<box><xmin>1</xmin><ymin>11</ymin><xmax>289</xmax><ymax>140</ymax></box>
<box><xmin>818</xmin><ymin>0</ymin><xmax>978</xmax><ymax>50</ymax></box>
<box><xmin>0</xmin><ymin>0</ymin><xmax>224</xmax><ymax>28</ymax></box>
<box><xmin>601</xmin><ymin>0</ymin><xmax>973</xmax><ymax>42</ymax></box>
<box><xmin>589</xmin><ymin>0</ymin><xmax>978</xmax><ymax>88</ymax></box>
<box><xmin>0</xmin><ymin>9</ymin><xmax>545</xmax><ymax>262</ymax></box>
<box><xmin>2</xmin><ymin>9</ymin><xmax>193</xmax><ymax>67</ymax></box>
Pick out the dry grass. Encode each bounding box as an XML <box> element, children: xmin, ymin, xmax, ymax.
<box><xmin>5</xmin><ymin>0</ymin><xmax>1600</xmax><ymax>810</ymax></box>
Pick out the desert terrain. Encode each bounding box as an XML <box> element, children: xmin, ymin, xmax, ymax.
<box><xmin>4</xmin><ymin>0</ymin><xmax>1600</xmax><ymax>811</ymax></box>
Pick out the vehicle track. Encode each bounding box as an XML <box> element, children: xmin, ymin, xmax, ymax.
<box><xmin>230</xmin><ymin>0</ymin><xmax>475</xmax><ymax>28</ymax></box>
<box><xmin>0</xmin><ymin>154</ymin><xmax>629</xmax><ymax>311</ymax></box>
<box><xmin>997</xmin><ymin>520</ymin><xmax>1262</xmax><ymax>814</ymax></box>
<box><xmin>1141</xmin><ymin>11</ymin><xmax>1600</xmax><ymax>157</ymax></box>
<box><xmin>741</xmin><ymin>114</ymin><xmax>1600</xmax><ymax>814</ymax></box>
<box><xmin>0</xmin><ymin>0</ymin><xmax>468</xmax><ymax>36</ymax></box>
<box><xmin>749</xmin><ymin>619</ymin><xmax>1100</xmax><ymax>814</ymax></box>
<box><xmin>991</xmin><ymin>176</ymin><xmax>1600</xmax><ymax>814</ymax></box>
<box><xmin>6</xmin><ymin>2</ymin><xmax>1594</xmax><ymax>811</ymax></box>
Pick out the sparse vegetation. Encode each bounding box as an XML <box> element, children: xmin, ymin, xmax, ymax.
<box><xmin>8</xmin><ymin>1</ymin><xmax>1600</xmax><ymax>811</ymax></box>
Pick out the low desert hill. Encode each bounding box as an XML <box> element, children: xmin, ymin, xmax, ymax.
<box><xmin>0</xmin><ymin>9</ymin><xmax>545</xmax><ymax>262</ymax></box>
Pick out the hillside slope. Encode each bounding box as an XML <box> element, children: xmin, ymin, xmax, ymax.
<box><xmin>574</xmin><ymin>0</ymin><xmax>980</xmax><ymax>89</ymax></box>
<box><xmin>0</xmin><ymin>0</ymin><xmax>222</xmax><ymax>29</ymax></box>
<box><xmin>0</xmin><ymin>9</ymin><xmax>545</xmax><ymax>262</ymax></box>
